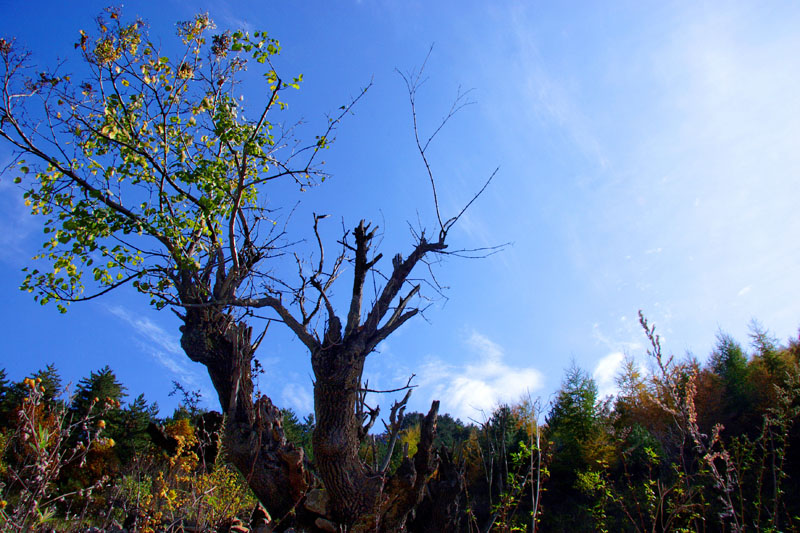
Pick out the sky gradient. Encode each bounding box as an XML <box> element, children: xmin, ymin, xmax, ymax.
<box><xmin>1</xmin><ymin>1</ymin><xmax>799</xmax><ymax>422</ymax></box>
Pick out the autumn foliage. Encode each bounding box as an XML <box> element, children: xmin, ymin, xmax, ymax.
<box><xmin>2</xmin><ymin>317</ymin><xmax>800</xmax><ymax>531</ymax></box>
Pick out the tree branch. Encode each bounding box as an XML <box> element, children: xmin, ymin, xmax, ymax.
<box><xmin>379</xmin><ymin>388</ymin><xmax>413</xmax><ymax>473</ymax></box>
<box><xmin>233</xmin><ymin>295</ymin><xmax>319</xmax><ymax>352</ymax></box>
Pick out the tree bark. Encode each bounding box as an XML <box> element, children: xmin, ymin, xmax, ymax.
<box><xmin>310</xmin><ymin>343</ymin><xmax>442</xmax><ymax>531</ymax></box>
<box><xmin>180</xmin><ymin>307</ymin><xmax>313</xmax><ymax>529</ymax></box>
<box><xmin>179</xmin><ymin>307</ymin><xmax>445</xmax><ymax>531</ymax></box>
<box><xmin>311</xmin><ymin>345</ymin><xmax>372</xmax><ymax>524</ymax></box>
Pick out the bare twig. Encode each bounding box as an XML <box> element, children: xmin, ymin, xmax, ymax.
<box><xmin>380</xmin><ymin>388</ymin><xmax>413</xmax><ymax>473</ymax></box>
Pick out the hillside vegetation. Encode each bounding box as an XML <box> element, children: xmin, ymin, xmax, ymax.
<box><xmin>2</xmin><ymin>316</ymin><xmax>800</xmax><ymax>531</ymax></box>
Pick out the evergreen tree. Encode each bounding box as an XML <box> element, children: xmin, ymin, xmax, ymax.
<box><xmin>547</xmin><ymin>365</ymin><xmax>601</xmax><ymax>448</ymax></box>
<box><xmin>0</xmin><ymin>368</ymin><xmax>14</xmax><ymax>427</ymax></box>
<box><xmin>0</xmin><ymin>369</ymin><xmax>8</xmax><ymax>397</ymax></box>
<box><xmin>710</xmin><ymin>332</ymin><xmax>749</xmax><ymax>387</ymax></box>
<box><xmin>4</xmin><ymin>364</ymin><xmax>64</xmax><ymax>412</ymax></box>
<box><xmin>709</xmin><ymin>332</ymin><xmax>754</xmax><ymax>435</ymax></box>
<box><xmin>69</xmin><ymin>366</ymin><xmax>128</xmax><ymax>462</ymax></box>
<box><xmin>29</xmin><ymin>364</ymin><xmax>62</xmax><ymax>404</ymax></box>
<box><xmin>71</xmin><ymin>365</ymin><xmax>127</xmax><ymax>415</ymax></box>
<box><xmin>0</xmin><ymin>368</ymin><xmax>10</xmax><ymax>414</ymax></box>
<box><xmin>431</xmin><ymin>413</ymin><xmax>471</xmax><ymax>451</ymax></box>
<box><xmin>400</xmin><ymin>411</ymin><xmax>471</xmax><ymax>451</ymax></box>
<box><xmin>282</xmin><ymin>408</ymin><xmax>314</xmax><ymax>459</ymax></box>
<box><xmin>542</xmin><ymin>364</ymin><xmax>606</xmax><ymax>531</ymax></box>
<box><xmin>749</xmin><ymin>320</ymin><xmax>788</xmax><ymax>379</ymax></box>
<box><xmin>116</xmin><ymin>393</ymin><xmax>158</xmax><ymax>462</ymax></box>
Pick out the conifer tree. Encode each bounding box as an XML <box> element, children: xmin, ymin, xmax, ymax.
<box><xmin>116</xmin><ymin>393</ymin><xmax>158</xmax><ymax>461</ymax></box>
<box><xmin>71</xmin><ymin>365</ymin><xmax>126</xmax><ymax>415</ymax></box>
<box><xmin>29</xmin><ymin>364</ymin><xmax>62</xmax><ymax>404</ymax></box>
<box><xmin>543</xmin><ymin>365</ymin><xmax>606</xmax><ymax>531</ymax></box>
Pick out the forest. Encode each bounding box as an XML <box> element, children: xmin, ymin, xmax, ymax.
<box><xmin>2</xmin><ymin>6</ymin><xmax>800</xmax><ymax>532</ymax></box>
<box><xmin>1</xmin><ymin>315</ymin><xmax>799</xmax><ymax>531</ymax></box>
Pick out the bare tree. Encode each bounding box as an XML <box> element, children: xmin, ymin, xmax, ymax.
<box><xmin>0</xmin><ymin>11</ymin><xmax>498</xmax><ymax>531</ymax></box>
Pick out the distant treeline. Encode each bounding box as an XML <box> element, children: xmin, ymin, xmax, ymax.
<box><xmin>2</xmin><ymin>318</ymin><xmax>800</xmax><ymax>531</ymax></box>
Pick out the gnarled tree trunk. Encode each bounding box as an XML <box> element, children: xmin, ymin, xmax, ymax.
<box><xmin>310</xmin><ymin>342</ymin><xmax>441</xmax><ymax>531</ymax></box>
<box><xmin>210</xmin><ymin>220</ymin><xmax>453</xmax><ymax>531</ymax></box>
<box><xmin>180</xmin><ymin>306</ymin><xmax>314</xmax><ymax>528</ymax></box>
<box><xmin>180</xmin><ymin>304</ymin><xmax>443</xmax><ymax>531</ymax></box>
<box><xmin>311</xmin><ymin>346</ymin><xmax>370</xmax><ymax>522</ymax></box>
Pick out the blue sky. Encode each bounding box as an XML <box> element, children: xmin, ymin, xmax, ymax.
<box><xmin>1</xmin><ymin>1</ymin><xmax>799</xmax><ymax>422</ymax></box>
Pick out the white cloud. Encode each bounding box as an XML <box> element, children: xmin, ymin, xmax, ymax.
<box><xmin>418</xmin><ymin>331</ymin><xmax>543</xmax><ymax>421</ymax></box>
<box><xmin>282</xmin><ymin>382</ymin><xmax>314</xmax><ymax>415</ymax></box>
<box><xmin>467</xmin><ymin>331</ymin><xmax>503</xmax><ymax>362</ymax></box>
<box><xmin>592</xmin><ymin>322</ymin><xmax>643</xmax><ymax>354</ymax></box>
<box><xmin>737</xmin><ymin>286</ymin><xmax>751</xmax><ymax>297</ymax></box>
<box><xmin>593</xmin><ymin>351</ymin><xmax>624</xmax><ymax>399</ymax></box>
<box><xmin>107</xmin><ymin>306</ymin><xmax>214</xmax><ymax>402</ymax></box>
<box><xmin>108</xmin><ymin>306</ymin><xmax>182</xmax><ymax>355</ymax></box>
<box><xmin>376</xmin><ymin>341</ymin><xmax>391</xmax><ymax>356</ymax></box>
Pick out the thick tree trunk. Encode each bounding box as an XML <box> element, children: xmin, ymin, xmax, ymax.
<box><xmin>179</xmin><ymin>309</ymin><xmax>445</xmax><ymax>531</ymax></box>
<box><xmin>311</xmin><ymin>345</ymin><xmax>375</xmax><ymax>523</ymax></box>
<box><xmin>173</xmin><ymin>223</ymin><xmax>453</xmax><ymax>530</ymax></box>
<box><xmin>180</xmin><ymin>308</ymin><xmax>313</xmax><ymax>528</ymax></box>
<box><xmin>311</xmin><ymin>341</ymin><xmax>442</xmax><ymax>530</ymax></box>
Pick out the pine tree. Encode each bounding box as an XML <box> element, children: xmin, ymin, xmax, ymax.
<box><xmin>29</xmin><ymin>364</ymin><xmax>62</xmax><ymax>404</ymax></box>
<box><xmin>4</xmin><ymin>364</ymin><xmax>64</xmax><ymax>412</ymax></box>
<box><xmin>710</xmin><ymin>332</ymin><xmax>748</xmax><ymax>386</ymax></box>
<box><xmin>71</xmin><ymin>365</ymin><xmax>126</xmax><ymax>415</ymax></box>
<box><xmin>0</xmin><ymin>368</ymin><xmax>12</xmax><ymax>425</ymax></box>
<box><xmin>543</xmin><ymin>364</ymin><xmax>606</xmax><ymax>531</ymax></box>
<box><xmin>709</xmin><ymin>332</ymin><xmax>754</xmax><ymax>435</ymax></box>
<box><xmin>115</xmin><ymin>393</ymin><xmax>157</xmax><ymax>462</ymax></box>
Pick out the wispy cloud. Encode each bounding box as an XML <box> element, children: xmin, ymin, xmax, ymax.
<box><xmin>505</xmin><ymin>7</ymin><xmax>608</xmax><ymax>170</ymax></box>
<box><xmin>216</xmin><ymin>7</ymin><xmax>252</xmax><ymax>35</ymax></box>
<box><xmin>282</xmin><ymin>382</ymin><xmax>314</xmax><ymax>415</ymax></box>
<box><xmin>108</xmin><ymin>306</ymin><xmax>182</xmax><ymax>356</ymax></box>
<box><xmin>0</xmin><ymin>176</ymin><xmax>40</xmax><ymax>266</ymax></box>
<box><xmin>107</xmin><ymin>306</ymin><xmax>214</xmax><ymax>403</ymax></box>
<box><xmin>418</xmin><ymin>331</ymin><xmax>543</xmax><ymax>421</ymax></box>
<box><xmin>737</xmin><ymin>286</ymin><xmax>752</xmax><ymax>297</ymax></box>
<box><xmin>592</xmin><ymin>321</ymin><xmax>643</xmax><ymax>355</ymax></box>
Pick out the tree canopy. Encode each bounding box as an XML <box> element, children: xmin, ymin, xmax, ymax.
<box><xmin>2</xmin><ymin>11</ymin><xmax>327</xmax><ymax>314</ymax></box>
